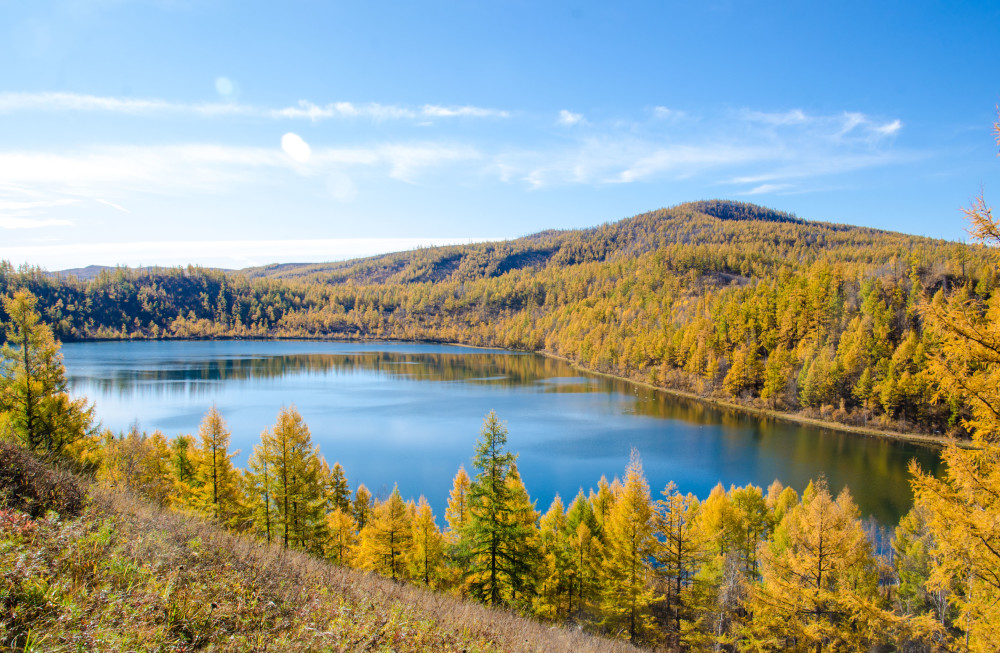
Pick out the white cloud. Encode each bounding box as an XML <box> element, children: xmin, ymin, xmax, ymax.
<box><xmin>875</xmin><ymin>119</ymin><xmax>902</xmax><ymax>136</ymax></box>
<box><xmin>742</xmin><ymin>108</ymin><xmax>809</xmax><ymax>125</ymax></box>
<box><xmin>281</xmin><ymin>133</ymin><xmax>312</xmax><ymax>163</ymax></box>
<box><xmin>0</xmin><ymin>216</ymin><xmax>74</xmax><ymax>229</ymax></box>
<box><xmin>422</xmin><ymin>105</ymin><xmax>509</xmax><ymax>118</ymax></box>
<box><xmin>557</xmin><ymin>110</ymin><xmax>585</xmax><ymax>126</ymax></box>
<box><xmin>0</xmin><ymin>92</ymin><xmax>508</xmax><ymax>123</ymax></box>
<box><xmin>0</xmin><ymin>140</ymin><xmax>483</xmax><ymax>213</ymax></box>
<box><xmin>94</xmin><ymin>198</ymin><xmax>130</xmax><ymax>213</ymax></box>
<box><xmin>0</xmin><ymin>198</ymin><xmax>79</xmax><ymax>212</ymax></box>
<box><xmin>652</xmin><ymin>106</ymin><xmax>684</xmax><ymax>120</ymax></box>
<box><xmin>741</xmin><ymin>183</ymin><xmax>792</xmax><ymax>195</ymax></box>
<box><xmin>0</xmin><ymin>237</ymin><xmax>491</xmax><ymax>270</ymax></box>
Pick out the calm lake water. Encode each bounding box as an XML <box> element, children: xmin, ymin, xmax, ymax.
<box><xmin>61</xmin><ymin>340</ymin><xmax>940</xmax><ymax>525</ymax></box>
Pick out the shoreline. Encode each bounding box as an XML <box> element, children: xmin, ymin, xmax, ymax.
<box><xmin>535</xmin><ymin>350</ymin><xmax>964</xmax><ymax>450</ymax></box>
<box><xmin>64</xmin><ymin>334</ymin><xmax>965</xmax><ymax>449</ymax></box>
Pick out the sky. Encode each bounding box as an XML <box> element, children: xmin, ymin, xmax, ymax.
<box><xmin>1</xmin><ymin>0</ymin><xmax>998</xmax><ymax>271</ymax></box>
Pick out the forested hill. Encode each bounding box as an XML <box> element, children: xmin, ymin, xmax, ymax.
<box><xmin>3</xmin><ymin>200</ymin><xmax>996</xmax><ymax>436</ymax></box>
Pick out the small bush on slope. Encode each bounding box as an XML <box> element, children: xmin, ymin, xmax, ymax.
<box><xmin>0</xmin><ymin>441</ymin><xmax>84</xmax><ymax>518</ymax></box>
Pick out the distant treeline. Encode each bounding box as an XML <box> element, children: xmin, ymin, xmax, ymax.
<box><xmin>2</xmin><ymin>200</ymin><xmax>995</xmax><ymax>435</ymax></box>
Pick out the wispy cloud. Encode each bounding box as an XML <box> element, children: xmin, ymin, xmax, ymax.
<box><xmin>506</xmin><ymin>107</ymin><xmax>909</xmax><ymax>191</ymax></box>
<box><xmin>557</xmin><ymin>110</ymin><xmax>585</xmax><ymax>126</ymax></box>
<box><xmin>0</xmin><ymin>198</ymin><xmax>79</xmax><ymax>229</ymax></box>
<box><xmin>0</xmin><ymin>216</ymin><xmax>74</xmax><ymax>229</ymax></box>
<box><xmin>0</xmin><ymin>140</ymin><xmax>483</xmax><ymax>221</ymax></box>
<box><xmin>421</xmin><ymin>104</ymin><xmax>509</xmax><ymax>118</ymax></box>
<box><xmin>652</xmin><ymin>106</ymin><xmax>685</xmax><ymax>120</ymax></box>
<box><xmin>741</xmin><ymin>183</ymin><xmax>793</xmax><ymax>196</ymax></box>
<box><xmin>0</xmin><ymin>237</ymin><xmax>492</xmax><ymax>270</ymax></box>
<box><xmin>0</xmin><ymin>92</ymin><xmax>509</xmax><ymax>122</ymax></box>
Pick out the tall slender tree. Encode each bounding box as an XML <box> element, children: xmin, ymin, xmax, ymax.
<box><xmin>191</xmin><ymin>405</ymin><xmax>240</xmax><ymax>523</ymax></box>
<box><xmin>0</xmin><ymin>289</ymin><xmax>92</xmax><ymax>454</ymax></box>
<box><xmin>601</xmin><ymin>449</ymin><xmax>657</xmax><ymax>644</ymax></box>
<box><xmin>259</xmin><ymin>406</ymin><xmax>324</xmax><ymax>551</ymax></box>
<box><xmin>463</xmin><ymin>410</ymin><xmax>519</xmax><ymax>606</ymax></box>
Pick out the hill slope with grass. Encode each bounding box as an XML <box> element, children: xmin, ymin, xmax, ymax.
<box><xmin>0</xmin><ymin>442</ymin><xmax>639</xmax><ymax>653</ymax></box>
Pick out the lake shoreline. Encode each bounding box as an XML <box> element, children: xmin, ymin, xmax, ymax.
<box><xmin>535</xmin><ymin>349</ymin><xmax>959</xmax><ymax>450</ymax></box>
<box><xmin>69</xmin><ymin>334</ymin><xmax>962</xmax><ymax>450</ymax></box>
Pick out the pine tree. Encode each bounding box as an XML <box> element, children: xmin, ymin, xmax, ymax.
<box><xmin>601</xmin><ymin>449</ymin><xmax>657</xmax><ymax>644</ymax></box>
<box><xmin>463</xmin><ymin>410</ymin><xmax>519</xmax><ymax>606</ymax></box>
<box><xmin>0</xmin><ymin>289</ymin><xmax>93</xmax><ymax>454</ymax></box>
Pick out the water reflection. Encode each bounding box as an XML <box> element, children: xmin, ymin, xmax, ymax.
<box><xmin>62</xmin><ymin>340</ymin><xmax>940</xmax><ymax>526</ymax></box>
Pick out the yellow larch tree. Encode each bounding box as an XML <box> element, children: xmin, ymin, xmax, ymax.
<box><xmin>325</xmin><ymin>507</ymin><xmax>357</xmax><ymax>566</ymax></box>
<box><xmin>745</xmin><ymin>478</ymin><xmax>886</xmax><ymax>652</ymax></box>
<box><xmin>600</xmin><ymin>449</ymin><xmax>658</xmax><ymax>644</ymax></box>
<box><xmin>356</xmin><ymin>485</ymin><xmax>412</xmax><ymax>581</ymax></box>
<box><xmin>190</xmin><ymin>405</ymin><xmax>241</xmax><ymax>524</ymax></box>
<box><xmin>408</xmin><ymin>495</ymin><xmax>445</xmax><ymax>587</ymax></box>
<box><xmin>908</xmin><ymin>110</ymin><xmax>1000</xmax><ymax>652</ymax></box>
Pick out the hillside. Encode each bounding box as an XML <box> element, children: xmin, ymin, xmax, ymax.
<box><xmin>1</xmin><ymin>199</ymin><xmax>995</xmax><ymax>436</ymax></box>
<box><xmin>0</xmin><ymin>442</ymin><xmax>638</xmax><ymax>653</ymax></box>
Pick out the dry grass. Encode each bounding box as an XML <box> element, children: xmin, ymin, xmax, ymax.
<box><xmin>1</xmin><ymin>462</ymin><xmax>642</xmax><ymax>652</ymax></box>
<box><xmin>0</xmin><ymin>441</ymin><xmax>84</xmax><ymax>518</ymax></box>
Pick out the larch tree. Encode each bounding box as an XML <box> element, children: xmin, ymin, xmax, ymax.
<box><xmin>566</xmin><ymin>489</ymin><xmax>603</xmax><ymax>618</ymax></box>
<box><xmin>655</xmin><ymin>481</ymin><xmax>704</xmax><ymax>649</ymax></box>
<box><xmin>244</xmin><ymin>435</ymin><xmax>274</xmax><ymax>544</ymax></box>
<box><xmin>445</xmin><ymin>465</ymin><xmax>472</xmax><ymax>539</ymax></box>
<box><xmin>409</xmin><ymin>496</ymin><xmax>444</xmax><ymax>587</ymax></box>
<box><xmin>321</xmin><ymin>460</ymin><xmax>352</xmax><ymax>513</ymax></box>
<box><xmin>353</xmin><ymin>483</ymin><xmax>374</xmax><ymax>530</ymax></box>
<box><xmin>325</xmin><ymin>507</ymin><xmax>358</xmax><ymax>566</ymax></box>
<box><xmin>601</xmin><ymin>449</ymin><xmax>658</xmax><ymax>644</ymax></box>
<box><xmin>191</xmin><ymin>405</ymin><xmax>241</xmax><ymax>524</ymax></box>
<box><xmin>746</xmin><ymin>479</ymin><xmax>885</xmax><ymax>652</ymax></box>
<box><xmin>357</xmin><ymin>485</ymin><xmax>412</xmax><ymax>581</ymax></box>
<box><xmin>261</xmin><ymin>406</ymin><xmax>325</xmax><ymax>551</ymax></box>
<box><xmin>504</xmin><ymin>462</ymin><xmax>541</xmax><ymax>607</ymax></box>
<box><xmin>536</xmin><ymin>494</ymin><xmax>572</xmax><ymax>619</ymax></box>
<box><xmin>0</xmin><ymin>289</ymin><xmax>93</xmax><ymax>455</ymax></box>
<box><xmin>444</xmin><ymin>465</ymin><xmax>473</xmax><ymax>592</ymax></box>
<box><xmin>908</xmin><ymin>109</ymin><xmax>1000</xmax><ymax>652</ymax></box>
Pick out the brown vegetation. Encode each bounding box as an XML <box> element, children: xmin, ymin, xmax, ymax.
<box><xmin>0</xmin><ymin>450</ymin><xmax>641</xmax><ymax>653</ymax></box>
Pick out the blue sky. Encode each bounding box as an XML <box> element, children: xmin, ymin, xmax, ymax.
<box><xmin>1</xmin><ymin>0</ymin><xmax>998</xmax><ymax>270</ymax></box>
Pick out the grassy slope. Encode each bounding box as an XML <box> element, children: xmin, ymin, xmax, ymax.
<box><xmin>0</xmin><ymin>445</ymin><xmax>640</xmax><ymax>653</ymax></box>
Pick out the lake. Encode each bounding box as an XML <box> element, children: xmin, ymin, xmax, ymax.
<box><xmin>61</xmin><ymin>340</ymin><xmax>940</xmax><ymax>525</ymax></box>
